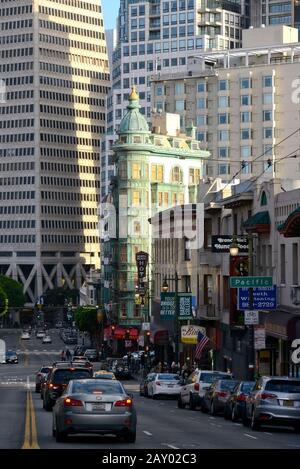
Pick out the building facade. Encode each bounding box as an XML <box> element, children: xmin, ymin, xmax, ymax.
<box><xmin>250</xmin><ymin>0</ymin><xmax>300</xmax><ymax>34</ymax></box>
<box><xmin>101</xmin><ymin>88</ymin><xmax>209</xmax><ymax>330</ymax></box>
<box><xmin>152</xmin><ymin>24</ymin><xmax>300</xmax><ymax>186</ymax></box>
<box><xmin>0</xmin><ymin>0</ymin><xmax>110</xmax><ymax>303</ymax></box>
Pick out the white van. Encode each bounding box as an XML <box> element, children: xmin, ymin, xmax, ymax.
<box><xmin>0</xmin><ymin>339</ymin><xmax>6</xmax><ymax>364</ymax></box>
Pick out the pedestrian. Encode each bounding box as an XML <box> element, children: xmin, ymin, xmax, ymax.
<box><xmin>140</xmin><ymin>352</ymin><xmax>145</xmax><ymax>369</ymax></box>
<box><xmin>171</xmin><ymin>361</ymin><xmax>177</xmax><ymax>374</ymax></box>
<box><xmin>65</xmin><ymin>348</ymin><xmax>71</xmax><ymax>361</ymax></box>
<box><xmin>60</xmin><ymin>350</ymin><xmax>65</xmax><ymax>361</ymax></box>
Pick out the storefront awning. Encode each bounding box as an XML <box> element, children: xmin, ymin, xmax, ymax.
<box><xmin>278</xmin><ymin>207</ymin><xmax>300</xmax><ymax>237</ymax></box>
<box><xmin>265</xmin><ymin>310</ymin><xmax>300</xmax><ymax>341</ymax></box>
<box><xmin>244</xmin><ymin>211</ymin><xmax>271</xmax><ymax>234</ymax></box>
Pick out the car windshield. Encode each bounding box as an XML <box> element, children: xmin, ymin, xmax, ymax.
<box><xmin>265</xmin><ymin>380</ymin><xmax>300</xmax><ymax>393</ymax></box>
<box><xmin>53</xmin><ymin>369</ymin><xmax>91</xmax><ymax>384</ymax></box>
<box><xmin>220</xmin><ymin>380</ymin><xmax>240</xmax><ymax>391</ymax></box>
<box><xmin>157</xmin><ymin>374</ymin><xmax>179</xmax><ymax>381</ymax></box>
<box><xmin>41</xmin><ymin>367</ymin><xmax>51</xmax><ymax>373</ymax></box>
<box><xmin>240</xmin><ymin>382</ymin><xmax>255</xmax><ymax>393</ymax></box>
<box><xmin>72</xmin><ymin>380</ymin><xmax>123</xmax><ymax>394</ymax></box>
<box><xmin>200</xmin><ymin>372</ymin><xmax>231</xmax><ymax>383</ymax></box>
<box><xmin>95</xmin><ymin>374</ymin><xmax>114</xmax><ymax>379</ymax></box>
<box><xmin>7</xmin><ymin>351</ymin><xmax>16</xmax><ymax>356</ymax></box>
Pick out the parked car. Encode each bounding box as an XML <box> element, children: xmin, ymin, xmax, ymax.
<box><xmin>55</xmin><ymin>321</ymin><xmax>63</xmax><ymax>328</ymax></box>
<box><xmin>52</xmin><ymin>379</ymin><xmax>137</xmax><ymax>443</ymax></box>
<box><xmin>42</xmin><ymin>335</ymin><xmax>52</xmax><ymax>344</ymax></box>
<box><xmin>201</xmin><ymin>379</ymin><xmax>240</xmax><ymax>415</ymax></box>
<box><xmin>84</xmin><ymin>349</ymin><xmax>98</xmax><ymax>362</ymax></box>
<box><xmin>93</xmin><ymin>370</ymin><xmax>116</xmax><ymax>380</ymax></box>
<box><xmin>147</xmin><ymin>373</ymin><xmax>182</xmax><ymax>399</ymax></box>
<box><xmin>43</xmin><ymin>365</ymin><xmax>93</xmax><ymax>411</ymax></box>
<box><xmin>36</xmin><ymin>330</ymin><xmax>45</xmax><ymax>339</ymax></box>
<box><xmin>224</xmin><ymin>381</ymin><xmax>255</xmax><ymax>421</ymax></box>
<box><xmin>178</xmin><ymin>370</ymin><xmax>233</xmax><ymax>410</ymax></box>
<box><xmin>21</xmin><ymin>331</ymin><xmax>30</xmax><ymax>340</ymax></box>
<box><xmin>5</xmin><ymin>350</ymin><xmax>18</xmax><ymax>364</ymax></box>
<box><xmin>243</xmin><ymin>376</ymin><xmax>300</xmax><ymax>431</ymax></box>
<box><xmin>35</xmin><ymin>366</ymin><xmax>53</xmax><ymax>393</ymax></box>
<box><xmin>112</xmin><ymin>359</ymin><xmax>132</xmax><ymax>380</ymax></box>
<box><xmin>139</xmin><ymin>373</ymin><xmax>156</xmax><ymax>397</ymax></box>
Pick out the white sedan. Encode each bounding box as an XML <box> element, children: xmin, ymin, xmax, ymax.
<box><xmin>21</xmin><ymin>332</ymin><xmax>30</xmax><ymax>340</ymax></box>
<box><xmin>42</xmin><ymin>335</ymin><xmax>52</xmax><ymax>344</ymax></box>
<box><xmin>147</xmin><ymin>373</ymin><xmax>182</xmax><ymax>399</ymax></box>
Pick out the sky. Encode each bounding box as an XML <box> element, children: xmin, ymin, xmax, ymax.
<box><xmin>102</xmin><ymin>0</ymin><xmax>119</xmax><ymax>30</ymax></box>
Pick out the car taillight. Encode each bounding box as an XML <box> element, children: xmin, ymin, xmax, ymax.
<box><xmin>48</xmin><ymin>383</ymin><xmax>60</xmax><ymax>389</ymax></box>
<box><xmin>114</xmin><ymin>399</ymin><xmax>133</xmax><ymax>407</ymax></box>
<box><xmin>236</xmin><ymin>393</ymin><xmax>247</xmax><ymax>402</ymax></box>
<box><xmin>194</xmin><ymin>383</ymin><xmax>200</xmax><ymax>391</ymax></box>
<box><xmin>64</xmin><ymin>397</ymin><xmax>83</xmax><ymax>407</ymax></box>
<box><xmin>37</xmin><ymin>373</ymin><xmax>42</xmax><ymax>377</ymax></box>
<box><xmin>217</xmin><ymin>391</ymin><xmax>228</xmax><ymax>397</ymax></box>
<box><xmin>156</xmin><ymin>382</ymin><xmax>161</xmax><ymax>386</ymax></box>
<box><xmin>260</xmin><ymin>393</ymin><xmax>278</xmax><ymax>400</ymax></box>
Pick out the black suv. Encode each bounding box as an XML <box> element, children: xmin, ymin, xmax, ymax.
<box><xmin>43</xmin><ymin>365</ymin><xmax>93</xmax><ymax>411</ymax></box>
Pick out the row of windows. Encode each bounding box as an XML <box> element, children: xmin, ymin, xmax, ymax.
<box><xmin>40</xmin><ymin>34</ymin><xmax>106</xmax><ymax>55</ymax></box>
<box><xmin>36</xmin><ymin>0</ymin><xmax>100</xmax><ymax>12</ymax></box>
<box><xmin>41</xmin><ymin>205</ymin><xmax>96</xmax><ymax>216</ymax></box>
<box><xmin>0</xmin><ymin>220</ymin><xmax>35</xmax><ymax>229</ymax></box>
<box><xmin>41</xmin><ymin>162</ymin><xmax>99</xmax><ymax>175</ymax></box>
<box><xmin>0</xmin><ymin>234</ymin><xmax>35</xmax><ymax>243</ymax></box>
<box><xmin>39</xmin><ymin>5</ymin><xmax>103</xmax><ymax>27</ymax></box>
<box><xmin>40</xmin><ymin>104</ymin><xmax>104</xmax><ymax>121</ymax></box>
<box><xmin>0</xmin><ymin>161</ymin><xmax>34</xmax><ymax>172</ymax></box>
<box><xmin>39</xmin><ymin>75</ymin><xmax>109</xmax><ymax>95</ymax></box>
<box><xmin>214</xmin><ymin>110</ymin><xmax>273</xmax><ymax>125</ymax></box>
<box><xmin>40</xmin><ymin>133</ymin><xmax>102</xmax><ymax>147</ymax></box>
<box><xmin>40</xmin><ymin>147</ymin><xmax>99</xmax><ymax>161</ymax></box>
<box><xmin>6</xmin><ymin>90</ymin><xmax>34</xmax><ymax>101</ymax></box>
<box><xmin>41</xmin><ymin>191</ymin><xmax>99</xmax><ymax>202</ymax></box>
<box><xmin>39</xmin><ymin>47</ymin><xmax>108</xmax><ymax>69</ymax></box>
<box><xmin>39</xmin><ymin>90</ymin><xmax>105</xmax><ymax>107</ymax></box>
<box><xmin>41</xmin><ymin>176</ymin><xmax>99</xmax><ymax>189</ymax></box>
<box><xmin>0</xmin><ymin>4</ymin><xmax>32</xmax><ymax>15</ymax></box>
<box><xmin>40</xmin><ymin>119</ymin><xmax>103</xmax><ymax>134</ymax></box>
<box><xmin>0</xmin><ymin>118</ymin><xmax>34</xmax><ymax>130</ymax></box>
<box><xmin>217</xmin><ymin>128</ymin><xmax>274</xmax><ymax>141</ymax></box>
<box><xmin>0</xmin><ymin>191</ymin><xmax>35</xmax><ymax>200</ymax></box>
<box><xmin>41</xmin><ymin>220</ymin><xmax>97</xmax><ymax>230</ymax></box>
<box><xmin>217</xmin><ymin>76</ymin><xmax>273</xmax><ymax>90</ymax></box>
<box><xmin>39</xmin><ymin>19</ymin><xmax>104</xmax><ymax>41</ymax></box>
<box><xmin>40</xmin><ymin>61</ymin><xmax>109</xmax><ymax>81</ymax></box>
<box><xmin>161</xmin><ymin>1</ymin><xmax>194</xmax><ymax>13</ymax></box>
<box><xmin>0</xmin><ymin>205</ymin><xmax>35</xmax><ymax>215</ymax></box>
<box><xmin>41</xmin><ymin>234</ymin><xmax>98</xmax><ymax>244</ymax></box>
<box><xmin>4</xmin><ymin>75</ymin><xmax>33</xmax><ymax>87</ymax></box>
<box><xmin>217</xmin><ymin>145</ymin><xmax>272</xmax><ymax>159</ymax></box>
<box><xmin>0</xmin><ymin>32</ymin><xmax>32</xmax><ymax>44</ymax></box>
<box><xmin>0</xmin><ymin>133</ymin><xmax>34</xmax><ymax>143</ymax></box>
<box><xmin>0</xmin><ymin>61</ymin><xmax>33</xmax><ymax>73</ymax></box>
<box><xmin>1</xmin><ymin>19</ymin><xmax>32</xmax><ymax>30</ymax></box>
<box><xmin>0</xmin><ymin>104</ymin><xmax>34</xmax><ymax>115</ymax></box>
<box><xmin>0</xmin><ymin>147</ymin><xmax>34</xmax><ymax>157</ymax></box>
<box><xmin>0</xmin><ymin>176</ymin><xmax>34</xmax><ymax>185</ymax></box>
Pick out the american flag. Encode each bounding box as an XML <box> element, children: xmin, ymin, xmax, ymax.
<box><xmin>195</xmin><ymin>331</ymin><xmax>209</xmax><ymax>361</ymax></box>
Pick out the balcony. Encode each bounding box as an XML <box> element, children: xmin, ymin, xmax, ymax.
<box><xmin>197</xmin><ymin>304</ymin><xmax>221</xmax><ymax>320</ymax></box>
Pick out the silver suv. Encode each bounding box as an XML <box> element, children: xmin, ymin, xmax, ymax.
<box><xmin>243</xmin><ymin>376</ymin><xmax>300</xmax><ymax>431</ymax></box>
<box><xmin>178</xmin><ymin>370</ymin><xmax>233</xmax><ymax>410</ymax></box>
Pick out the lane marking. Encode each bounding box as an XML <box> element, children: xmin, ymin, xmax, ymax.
<box><xmin>162</xmin><ymin>444</ymin><xmax>179</xmax><ymax>449</ymax></box>
<box><xmin>143</xmin><ymin>431</ymin><xmax>153</xmax><ymax>436</ymax></box>
<box><xmin>22</xmin><ymin>377</ymin><xmax>40</xmax><ymax>449</ymax></box>
<box><xmin>22</xmin><ymin>392</ymin><xmax>31</xmax><ymax>449</ymax></box>
<box><xmin>244</xmin><ymin>433</ymin><xmax>258</xmax><ymax>440</ymax></box>
<box><xmin>264</xmin><ymin>432</ymin><xmax>273</xmax><ymax>436</ymax></box>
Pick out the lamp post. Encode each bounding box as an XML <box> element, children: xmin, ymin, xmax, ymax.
<box><xmin>162</xmin><ymin>272</ymin><xmax>180</xmax><ymax>364</ymax></box>
<box><xmin>230</xmin><ymin>234</ymin><xmax>255</xmax><ymax>381</ymax></box>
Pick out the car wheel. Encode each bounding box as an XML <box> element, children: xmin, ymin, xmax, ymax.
<box><xmin>231</xmin><ymin>405</ymin><xmax>238</xmax><ymax>422</ymax></box>
<box><xmin>35</xmin><ymin>384</ymin><xmax>40</xmax><ymax>393</ymax></box>
<box><xmin>210</xmin><ymin>400</ymin><xmax>216</xmax><ymax>416</ymax></box>
<box><xmin>250</xmin><ymin>410</ymin><xmax>260</xmax><ymax>431</ymax></box>
<box><xmin>44</xmin><ymin>398</ymin><xmax>53</xmax><ymax>412</ymax></box>
<box><xmin>153</xmin><ymin>394</ymin><xmax>158</xmax><ymax>400</ymax></box>
<box><xmin>124</xmin><ymin>431</ymin><xmax>136</xmax><ymax>443</ymax></box>
<box><xmin>201</xmin><ymin>401</ymin><xmax>208</xmax><ymax>413</ymax></box>
<box><xmin>224</xmin><ymin>405</ymin><xmax>230</xmax><ymax>420</ymax></box>
<box><xmin>177</xmin><ymin>396</ymin><xmax>185</xmax><ymax>409</ymax></box>
<box><xmin>55</xmin><ymin>426</ymin><xmax>68</xmax><ymax>443</ymax></box>
<box><xmin>189</xmin><ymin>394</ymin><xmax>196</xmax><ymax>410</ymax></box>
<box><xmin>242</xmin><ymin>410</ymin><xmax>250</xmax><ymax>427</ymax></box>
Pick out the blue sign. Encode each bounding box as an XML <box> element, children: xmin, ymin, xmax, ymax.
<box><xmin>238</xmin><ymin>286</ymin><xmax>277</xmax><ymax>310</ymax></box>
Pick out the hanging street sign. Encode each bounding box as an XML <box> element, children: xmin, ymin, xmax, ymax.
<box><xmin>211</xmin><ymin>235</ymin><xmax>249</xmax><ymax>253</ymax></box>
<box><xmin>160</xmin><ymin>292</ymin><xmax>176</xmax><ymax>320</ymax></box>
<box><xmin>254</xmin><ymin>327</ymin><xmax>266</xmax><ymax>350</ymax></box>
<box><xmin>178</xmin><ymin>293</ymin><xmax>193</xmax><ymax>320</ymax></box>
<box><xmin>244</xmin><ymin>310</ymin><xmax>259</xmax><ymax>325</ymax></box>
<box><xmin>230</xmin><ymin>276</ymin><xmax>273</xmax><ymax>288</ymax></box>
<box><xmin>238</xmin><ymin>286</ymin><xmax>277</xmax><ymax>310</ymax></box>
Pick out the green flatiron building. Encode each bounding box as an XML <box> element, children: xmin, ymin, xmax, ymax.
<box><xmin>102</xmin><ymin>87</ymin><xmax>209</xmax><ymax>328</ymax></box>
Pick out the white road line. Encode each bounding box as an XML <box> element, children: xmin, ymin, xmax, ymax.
<box><xmin>244</xmin><ymin>433</ymin><xmax>258</xmax><ymax>440</ymax></box>
<box><xmin>162</xmin><ymin>444</ymin><xmax>179</xmax><ymax>449</ymax></box>
<box><xmin>264</xmin><ymin>432</ymin><xmax>273</xmax><ymax>436</ymax></box>
<box><xmin>287</xmin><ymin>445</ymin><xmax>300</xmax><ymax>448</ymax></box>
<box><xmin>234</xmin><ymin>423</ymin><xmax>242</xmax><ymax>426</ymax></box>
<box><xmin>209</xmin><ymin>416</ymin><xmax>216</xmax><ymax>420</ymax></box>
<box><xmin>143</xmin><ymin>431</ymin><xmax>153</xmax><ymax>436</ymax></box>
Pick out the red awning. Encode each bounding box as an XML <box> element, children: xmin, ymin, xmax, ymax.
<box><xmin>129</xmin><ymin>328</ymin><xmax>139</xmax><ymax>340</ymax></box>
<box><xmin>114</xmin><ymin>327</ymin><xmax>126</xmax><ymax>339</ymax></box>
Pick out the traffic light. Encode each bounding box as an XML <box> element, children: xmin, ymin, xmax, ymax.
<box><xmin>146</xmin><ymin>331</ymin><xmax>151</xmax><ymax>338</ymax></box>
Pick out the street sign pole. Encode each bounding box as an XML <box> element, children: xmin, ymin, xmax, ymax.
<box><xmin>248</xmin><ymin>236</ymin><xmax>255</xmax><ymax>381</ymax></box>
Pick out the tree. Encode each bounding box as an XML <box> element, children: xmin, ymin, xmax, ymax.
<box><xmin>43</xmin><ymin>287</ymin><xmax>79</xmax><ymax>306</ymax></box>
<box><xmin>75</xmin><ymin>306</ymin><xmax>103</xmax><ymax>351</ymax></box>
<box><xmin>0</xmin><ymin>275</ymin><xmax>25</xmax><ymax>308</ymax></box>
<box><xmin>0</xmin><ymin>286</ymin><xmax>8</xmax><ymax>317</ymax></box>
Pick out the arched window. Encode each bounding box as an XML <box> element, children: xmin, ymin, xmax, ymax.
<box><xmin>261</xmin><ymin>191</ymin><xmax>267</xmax><ymax>206</ymax></box>
<box><xmin>171</xmin><ymin>166</ymin><xmax>183</xmax><ymax>183</ymax></box>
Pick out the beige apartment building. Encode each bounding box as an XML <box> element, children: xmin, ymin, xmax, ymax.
<box><xmin>151</xmin><ymin>24</ymin><xmax>300</xmax><ymax>188</ymax></box>
<box><xmin>0</xmin><ymin>0</ymin><xmax>110</xmax><ymax>303</ymax></box>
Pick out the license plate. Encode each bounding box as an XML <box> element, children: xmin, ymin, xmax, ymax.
<box><xmin>167</xmin><ymin>385</ymin><xmax>174</xmax><ymax>388</ymax></box>
<box><xmin>86</xmin><ymin>403</ymin><xmax>111</xmax><ymax>411</ymax></box>
<box><xmin>283</xmin><ymin>400</ymin><xmax>294</xmax><ymax>407</ymax></box>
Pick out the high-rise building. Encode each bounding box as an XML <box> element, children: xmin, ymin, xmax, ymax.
<box><xmin>250</xmin><ymin>0</ymin><xmax>300</xmax><ymax>34</ymax></box>
<box><xmin>0</xmin><ymin>0</ymin><xmax>110</xmax><ymax>303</ymax></box>
<box><xmin>101</xmin><ymin>0</ymin><xmax>249</xmax><ymax>199</ymax></box>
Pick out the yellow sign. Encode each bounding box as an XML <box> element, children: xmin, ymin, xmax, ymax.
<box><xmin>181</xmin><ymin>325</ymin><xmax>206</xmax><ymax>344</ymax></box>
<box><xmin>135</xmin><ymin>297</ymin><xmax>142</xmax><ymax>305</ymax></box>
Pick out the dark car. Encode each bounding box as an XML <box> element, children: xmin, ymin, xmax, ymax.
<box><xmin>224</xmin><ymin>381</ymin><xmax>255</xmax><ymax>421</ymax></box>
<box><xmin>6</xmin><ymin>350</ymin><xmax>18</xmax><ymax>364</ymax></box>
<box><xmin>112</xmin><ymin>360</ymin><xmax>132</xmax><ymax>380</ymax></box>
<box><xmin>43</xmin><ymin>365</ymin><xmax>93</xmax><ymax>411</ymax></box>
<box><xmin>35</xmin><ymin>365</ymin><xmax>53</xmax><ymax>392</ymax></box>
<box><xmin>201</xmin><ymin>379</ymin><xmax>240</xmax><ymax>415</ymax></box>
<box><xmin>73</xmin><ymin>345</ymin><xmax>89</xmax><ymax>356</ymax></box>
<box><xmin>83</xmin><ymin>349</ymin><xmax>99</xmax><ymax>362</ymax></box>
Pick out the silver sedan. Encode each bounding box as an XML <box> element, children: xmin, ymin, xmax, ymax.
<box><xmin>52</xmin><ymin>379</ymin><xmax>137</xmax><ymax>443</ymax></box>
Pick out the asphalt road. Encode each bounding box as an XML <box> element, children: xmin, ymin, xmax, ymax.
<box><xmin>1</xmin><ymin>329</ymin><xmax>300</xmax><ymax>449</ymax></box>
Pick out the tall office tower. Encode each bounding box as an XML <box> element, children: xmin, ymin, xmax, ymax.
<box><xmin>100</xmin><ymin>0</ymin><xmax>249</xmax><ymax>199</ymax></box>
<box><xmin>0</xmin><ymin>0</ymin><xmax>110</xmax><ymax>304</ymax></box>
<box><xmin>250</xmin><ymin>0</ymin><xmax>300</xmax><ymax>33</ymax></box>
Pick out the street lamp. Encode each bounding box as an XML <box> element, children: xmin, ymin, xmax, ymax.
<box><xmin>162</xmin><ymin>277</ymin><xmax>169</xmax><ymax>292</ymax></box>
<box><xmin>229</xmin><ymin>237</ymin><xmax>239</xmax><ymax>257</ymax></box>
